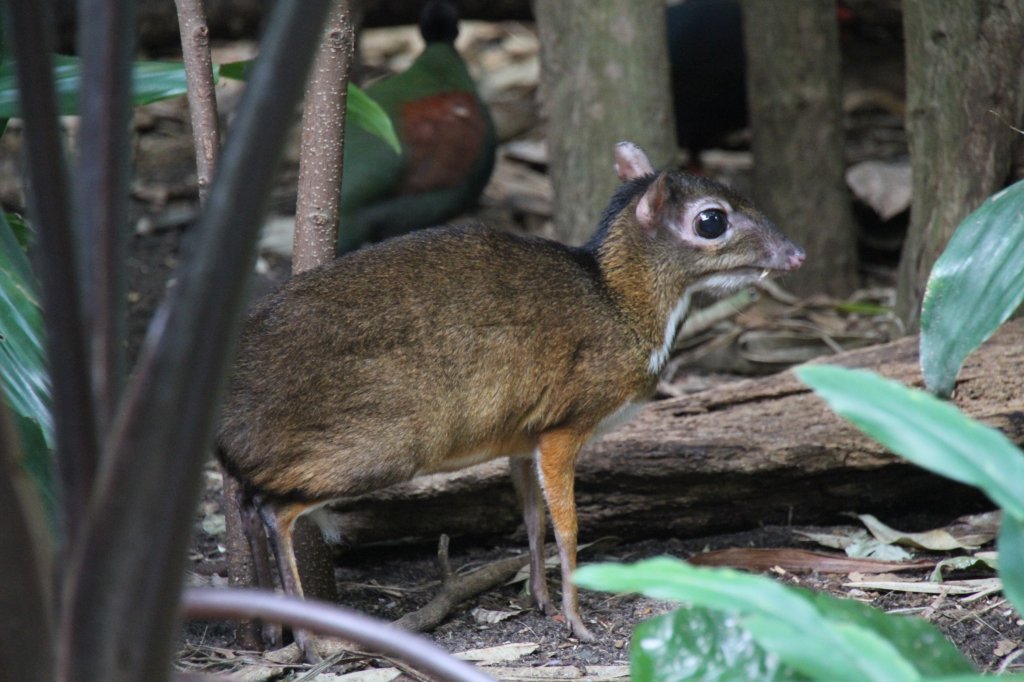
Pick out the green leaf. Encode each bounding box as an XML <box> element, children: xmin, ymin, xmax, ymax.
<box><xmin>0</xmin><ymin>211</ymin><xmax>53</xmax><ymax>516</ymax></box>
<box><xmin>920</xmin><ymin>179</ymin><xmax>1024</xmax><ymax>397</ymax></box>
<box><xmin>834</xmin><ymin>301</ymin><xmax>891</xmax><ymax>316</ymax></box>
<box><xmin>796</xmin><ymin>365</ymin><xmax>1024</xmax><ymax>521</ymax></box>
<box><xmin>576</xmin><ymin>558</ymin><xmax>963</xmax><ymax>681</ymax></box>
<box><xmin>0</xmin><ymin>55</ymin><xmax>201</xmax><ymax>117</ymax></box>
<box><xmin>345</xmin><ymin>80</ymin><xmax>400</xmax><ymax>154</ymax></box>
<box><xmin>13</xmin><ymin>412</ymin><xmax>54</xmax><ymax>515</ymax></box>
<box><xmin>218</xmin><ymin>59</ymin><xmax>400</xmax><ymax>153</ymax></box>
<box><xmin>216</xmin><ymin>59</ymin><xmax>251</xmax><ymax>81</ymax></box>
<box><xmin>803</xmin><ymin>591</ymin><xmax>972</xmax><ymax>677</ymax></box>
<box><xmin>998</xmin><ymin>514</ymin><xmax>1024</xmax><ymax>618</ymax></box>
<box><xmin>632</xmin><ymin>607</ymin><xmax>804</xmax><ymax>681</ymax></box>
<box><xmin>6</xmin><ymin>212</ymin><xmax>31</xmax><ymax>249</ymax></box>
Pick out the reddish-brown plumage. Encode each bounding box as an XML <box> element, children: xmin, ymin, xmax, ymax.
<box><xmin>399</xmin><ymin>92</ymin><xmax>488</xmax><ymax>194</ymax></box>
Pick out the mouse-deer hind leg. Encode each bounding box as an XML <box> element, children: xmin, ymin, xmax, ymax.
<box><xmin>536</xmin><ymin>428</ymin><xmax>596</xmax><ymax>642</ymax></box>
<box><xmin>238</xmin><ymin>488</ymin><xmax>282</xmax><ymax>648</ymax></box>
<box><xmin>257</xmin><ymin>498</ymin><xmax>323</xmax><ymax>663</ymax></box>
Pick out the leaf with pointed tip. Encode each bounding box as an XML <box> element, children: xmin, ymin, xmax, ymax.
<box><xmin>0</xmin><ymin>55</ymin><xmax>207</xmax><ymax>117</ymax></box>
<box><xmin>920</xmin><ymin>179</ymin><xmax>1024</xmax><ymax>397</ymax></box>
<box><xmin>576</xmin><ymin>557</ymin><xmax>972</xmax><ymax>680</ymax></box>
<box><xmin>219</xmin><ymin>59</ymin><xmax>400</xmax><ymax>153</ymax></box>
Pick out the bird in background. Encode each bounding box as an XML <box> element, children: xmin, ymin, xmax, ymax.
<box><xmin>337</xmin><ymin>0</ymin><xmax>497</xmax><ymax>254</ymax></box>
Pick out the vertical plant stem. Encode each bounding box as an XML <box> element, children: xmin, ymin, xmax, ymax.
<box><xmin>289</xmin><ymin>0</ymin><xmax>356</xmax><ymax>605</ymax></box>
<box><xmin>59</xmin><ymin>2</ymin><xmax>333</xmax><ymax>679</ymax></box>
<box><xmin>293</xmin><ymin>0</ymin><xmax>355</xmax><ymax>272</ymax></box>
<box><xmin>6</xmin><ymin>0</ymin><xmax>100</xmax><ymax>553</ymax></box>
<box><xmin>75</xmin><ymin>0</ymin><xmax>134</xmax><ymax>463</ymax></box>
<box><xmin>171</xmin><ymin>0</ymin><xmax>264</xmax><ymax>649</ymax></box>
<box><xmin>174</xmin><ymin>0</ymin><xmax>220</xmax><ymax>204</ymax></box>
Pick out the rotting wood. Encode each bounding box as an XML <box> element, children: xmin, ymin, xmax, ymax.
<box><xmin>321</xmin><ymin>319</ymin><xmax>1024</xmax><ymax>547</ymax></box>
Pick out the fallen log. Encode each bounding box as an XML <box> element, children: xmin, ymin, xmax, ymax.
<box><xmin>324</xmin><ymin>319</ymin><xmax>1024</xmax><ymax>547</ymax></box>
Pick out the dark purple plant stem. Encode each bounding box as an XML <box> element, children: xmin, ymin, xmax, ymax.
<box><xmin>58</xmin><ymin>2</ymin><xmax>333</xmax><ymax>680</ymax></box>
<box><xmin>182</xmin><ymin>588</ymin><xmax>495</xmax><ymax>682</ymax></box>
<box><xmin>74</xmin><ymin>0</ymin><xmax>134</xmax><ymax>459</ymax></box>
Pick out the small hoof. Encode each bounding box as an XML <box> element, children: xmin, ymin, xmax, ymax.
<box><xmin>557</xmin><ymin>611</ymin><xmax>596</xmax><ymax>642</ymax></box>
<box><xmin>295</xmin><ymin>630</ymin><xmax>322</xmax><ymax>664</ymax></box>
<box><xmin>570</xmin><ymin>621</ymin><xmax>596</xmax><ymax>643</ymax></box>
<box><xmin>261</xmin><ymin>623</ymin><xmax>282</xmax><ymax>650</ymax></box>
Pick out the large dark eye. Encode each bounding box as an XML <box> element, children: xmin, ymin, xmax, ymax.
<box><xmin>695</xmin><ymin>209</ymin><xmax>728</xmax><ymax>239</ymax></box>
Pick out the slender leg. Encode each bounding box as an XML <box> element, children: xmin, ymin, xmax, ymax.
<box><xmin>510</xmin><ymin>454</ymin><xmax>554</xmax><ymax>614</ymax></box>
<box><xmin>258</xmin><ymin>500</ymin><xmax>322</xmax><ymax>663</ymax></box>
<box><xmin>536</xmin><ymin>428</ymin><xmax>595</xmax><ymax>641</ymax></box>
<box><xmin>240</xmin><ymin>492</ymin><xmax>281</xmax><ymax>648</ymax></box>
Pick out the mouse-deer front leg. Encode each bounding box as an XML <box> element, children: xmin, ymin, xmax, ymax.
<box><xmin>536</xmin><ymin>428</ymin><xmax>595</xmax><ymax>641</ymax></box>
<box><xmin>510</xmin><ymin>454</ymin><xmax>554</xmax><ymax>615</ymax></box>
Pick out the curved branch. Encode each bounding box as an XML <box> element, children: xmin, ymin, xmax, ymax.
<box><xmin>181</xmin><ymin>588</ymin><xmax>495</xmax><ymax>682</ymax></box>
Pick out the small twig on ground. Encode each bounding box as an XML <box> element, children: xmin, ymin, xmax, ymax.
<box><xmin>393</xmin><ymin>537</ymin><xmax>533</xmax><ymax>633</ymax></box>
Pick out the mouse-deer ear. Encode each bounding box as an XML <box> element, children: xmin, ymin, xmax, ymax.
<box><xmin>614</xmin><ymin>141</ymin><xmax>655</xmax><ymax>181</ymax></box>
<box><xmin>635</xmin><ymin>172</ymin><xmax>668</xmax><ymax>234</ymax></box>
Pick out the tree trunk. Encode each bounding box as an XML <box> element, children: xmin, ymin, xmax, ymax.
<box><xmin>321</xmin><ymin>318</ymin><xmax>1024</xmax><ymax>547</ymax></box>
<box><xmin>741</xmin><ymin>0</ymin><xmax>859</xmax><ymax>298</ymax></box>
<box><xmin>895</xmin><ymin>0</ymin><xmax>1024</xmax><ymax>331</ymax></box>
<box><xmin>535</xmin><ymin>0</ymin><xmax>676</xmax><ymax>245</ymax></box>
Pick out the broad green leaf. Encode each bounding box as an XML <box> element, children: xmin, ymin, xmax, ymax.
<box><xmin>0</xmin><ymin>55</ymin><xmax>201</xmax><ymax>118</ymax></box>
<box><xmin>743</xmin><ymin>615</ymin><xmax>919</xmax><ymax>682</ymax></box>
<box><xmin>0</xmin><ymin>211</ymin><xmax>53</xmax><ymax>515</ymax></box>
<box><xmin>802</xmin><ymin>591</ymin><xmax>972</xmax><ymax>676</ymax></box>
<box><xmin>575</xmin><ymin>558</ymin><xmax>938</xmax><ymax>682</ymax></box>
<box><xmin>797</xmin><ymin>365</ymin><xmax>1024</xmax><ymax>521</ymax></box>
<box><xmin>345</xmin><ymin>81</ymin><xmax>401</xmax><ymax>154</ymax></box>
<box><xmin>216</xmin><ymin>59</ymin><xmax>251</xmax><ymax>81</ymax></box>
<box><xmin>219</xmin><ymin>59</ymin><xmax>400</xmax><ymax>153</ymax></box>
<box><xmin>6</xmin><ymin>211</ymin><xmax>30</xmax><ymax>249</ymax></box>
<box><xmin>632</xmin><ymin>608</ymin><xmax>804</xmax><ymax>681</ymax></box>
<box><xmin>920</xmin><ymin>179</ymin><xmax>1024</xmax><ymax>397</ymax></box>
<box><xmin>998</xmin><ymin>514</ymin><xmax>1024</xmax><ymax>617</ymax></box>
<box><xmin>933</xmin><ymin>677</ymin><xmax>1024</xmax><ymax>681</ymax></box>
<box><xmin>13</xmin><ymin>412</ymin><xmax>54</xmax><ymax>515</ymax></box>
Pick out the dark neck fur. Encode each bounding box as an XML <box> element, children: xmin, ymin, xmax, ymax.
<box><xmin>583</xmin><ymin>173</ymin><xmax>656</xmax><ymax>255</ymax></box>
